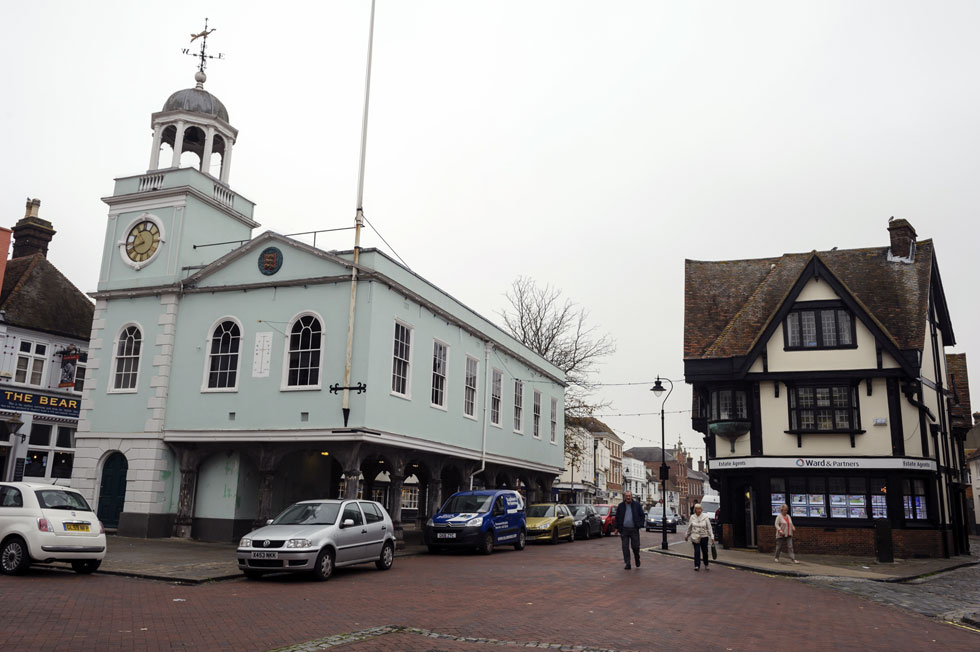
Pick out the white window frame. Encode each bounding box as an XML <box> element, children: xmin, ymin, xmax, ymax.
<box><xmin>391</xmin><ymin>320</ymin><xmax>413</xmax><ymax>399</ymax></box>
<box><xmin>532</xmin><ymin>390</ymin><xmax>542</xmax><ymax>438</ymax></box>
<box><xmin>401</xmin><ymin>485</ymin><xmax>420</xmax><ymax>510</ymax></box>
<box><xmin>15</xmin><ymin>339</ymin><xmax>48</xmax><ymax>387</ymax></box>
<box><xmin>23</xmin><ymin>423</ymin><xmax>76</xmax><ymax>481</ymax></box>
<box><xmin>109</xmin><ymin>323</ymin><xmax>143</xmax><ymax>393</ymax></box>
<box><xmin>513</xmin><ymin>379</ymin><xmax>524</xmax><ymax>434</ymax></box>
<box><xmin>280</xmin><ymin>312</ymin><xmax>324</xmax><ymax>391</ymax></box>
<box><xmin>490</xmin><ymin>368</ymin><xmax>502</xmax><ymax>427</ymax></box>
<box><xmin>202</xmin><ymin>317</ymin><xmax>243</xmax><ymax>392</ymax></box>
<box><xmin>430</xmin><ymin>339</ymin><xmax>449</xmax><ymax>409</ymax></box>
<box><xmin>71</xmin><ymin>351</ymin><xmax>88</xmax><ymax>394</ymax></box>
<box><xmin>550</xmin><ymin>397</ymin><xmax>558</xmax><ymax>444</ymax></box>
<box><xmin>463</xmin><ymin>355</ymin><xmax>479</xmax><ymax>420</ymax></box>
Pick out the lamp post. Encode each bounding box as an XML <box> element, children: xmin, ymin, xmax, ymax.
<box><xmin>651</xmin><ymin>376</ymin><xmax>673</xmax><ymax>551</ymax></box>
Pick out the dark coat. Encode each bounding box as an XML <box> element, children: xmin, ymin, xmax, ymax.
<box><xmin>615</xmin><ymin>500</ymin><xmax>645</xmax><ymax>530</ymax></box>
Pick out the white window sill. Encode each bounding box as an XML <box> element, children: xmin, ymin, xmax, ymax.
<box><xmin>280</xmin><ymin>385</ymin><xmax>322</xmax><ymax>392</ymax></box>
<box><xmin>390</xmin><ymin>391</ymin><xmax>412</xmax><ymax>401</ymax></box>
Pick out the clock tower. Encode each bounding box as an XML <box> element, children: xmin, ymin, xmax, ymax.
<box><xmin>97</xmin><ymin>68</ymin><xmax>258</xmax><ymax>291</ymax></box>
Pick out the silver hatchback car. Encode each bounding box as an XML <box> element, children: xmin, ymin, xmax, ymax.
<box><xmin>237</xmin><ymin>499</ymin><xmax>395</xmax><ymax>581</ymax></box>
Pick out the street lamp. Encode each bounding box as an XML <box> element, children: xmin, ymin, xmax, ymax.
<box><xmin>651</xmin><ymin>376</ymin><xmax>673</xmax><ymax>551</ymax></box>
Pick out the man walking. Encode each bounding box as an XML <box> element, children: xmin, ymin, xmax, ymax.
<box><xmin>615</xmin><ymin>490</ymin><xmax>645</xmax><ymax>570</ymax></box>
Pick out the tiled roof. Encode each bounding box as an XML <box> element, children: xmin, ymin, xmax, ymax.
<box><xmin>1</xmin><ymin>254</ymin><xmax>94</xmax><ymax>340</ymax></box>
<box><xmin>685</xmin><ymin>241</ymin><xmax>935</xmax><ymax>360</ymax></box>
<box><xmin>623</xmin><ymin>447</ymin><xmax>676</xmax><ymax>463</ymax></box>
<box><xmin>566</xmin><ymin>416</ymin><xmax>615</xmax><ymax>435</ymax></box>
<box><xmin>946</xmin><ymin>353</ymin><xmax>971</xmax><ymax>432</ymax></box>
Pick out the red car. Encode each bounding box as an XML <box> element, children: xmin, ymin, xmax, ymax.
<box><xmin>593</xmin><ymin>504</ymin><xmax>617</xmax><ymax>536</ymax></box>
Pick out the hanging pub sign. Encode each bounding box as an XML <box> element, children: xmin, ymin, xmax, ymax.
<box><xmin>58</xmin><ymin>345</ymin><xmax>81</xmax><ymax>388</ymax></box>
<box><xmin>0</xmin><ymin>389</ymin><xmax>80</xmax><ymax>419</ymax></box>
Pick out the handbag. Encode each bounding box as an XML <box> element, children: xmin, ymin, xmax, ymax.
<box><xmin>711</xmin><ymin>542</ymin><xmax>717</xmax><ymax>560</ymax></box>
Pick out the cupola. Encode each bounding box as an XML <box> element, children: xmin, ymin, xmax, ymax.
<box><xmin>148</xmin><ymin>70</ymin><xmax>238</xmax><ymax>184</ymax></box>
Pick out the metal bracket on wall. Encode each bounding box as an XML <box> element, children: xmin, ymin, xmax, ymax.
<box><xmin>330</xmin><ymin>382</ymin><xmax>367</xmax><ymax>394</ymax></box>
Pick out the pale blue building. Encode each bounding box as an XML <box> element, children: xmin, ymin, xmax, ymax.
<box><xmin>73</xmin><ymin>71</ymin><xmax>565</xmax><ymax>541</ymax></box>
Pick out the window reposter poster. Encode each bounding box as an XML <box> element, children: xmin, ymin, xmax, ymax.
<box><xmin>808</xmin><ymin>505</ymin><xmax>827</xmax><ymax>517</ymax></box>
<box><xmin>791</xmin><ymin>494</ymin><xmax>807</xmax><ymax>505</ymax></box>
<box><xmin>849</xmin><ymin>507</ymin><xmax>867</xmax><ymax>518</ymax></box>
<box><xmin>807</xmin><ymin>494</ymin><xmax>825</xmax><ymax>505</ymax></box>
<box><xmin>871</xmin><ymin>495</ymin><xmax>887</xmax><ymax>518</ymax></box>
<box><xmin>831</xmin><ymin>506</ymin><xmax>848</xmax><ymax>518</ymax></box>
<box><xmin>830</xmin><ymin>494</ymin><xmax>847</xmax><ymax>506</ymax></box>
<box><xmin>792</xmin><ymin>504</ymin><xmax>807</xmax><ymax>517</ymax></box>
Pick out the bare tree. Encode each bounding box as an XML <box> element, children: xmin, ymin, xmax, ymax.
<box><xmin>500</xmin><ymin>277</ymin><xmax>615</xmax><ymax>456</ymax></box>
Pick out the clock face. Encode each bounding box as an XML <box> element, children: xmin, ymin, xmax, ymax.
<box><xmin>125</xmin><ymin>220</ymin><xmax>161</xmax><ymax>263</ymax></box>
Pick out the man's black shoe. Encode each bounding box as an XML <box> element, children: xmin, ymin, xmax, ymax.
<box><xmin>624</xmin><ymin>563</ymin><xmax>631</xmax><ymax>570</ymax></box>
<box><xmin>635</xmin><ymin>558</ymin><xmax>641</xmax><ymax>567</ymax></box>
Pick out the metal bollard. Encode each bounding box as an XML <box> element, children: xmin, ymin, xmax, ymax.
<box><xmin>874</xmin><ymin>519</ymin><xmax>893</xmax><ymax>563</ymax></box>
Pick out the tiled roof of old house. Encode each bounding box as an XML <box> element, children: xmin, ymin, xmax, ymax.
<box><xmin>1</xmin><ymin>253</ymin><xmax>94</xmax><ymax>340</ymax></box>
<box><xmin>684</xmin><ymin>240</ymin><xmax>935</xmax><ymax>360</ymax></box>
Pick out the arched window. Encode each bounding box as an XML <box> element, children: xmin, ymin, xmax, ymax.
<box><xmin>113</xmin><ymin>325</ymin><xmax>142</xmax><ymax>390</ymax></box>
<box><xmin>206</xmin><ymin>320</ymin><xmax>241</xmax><ymax>389</ymax></box>
<box><xmin>286</xmin><ymin>315</ymin><xmax>322</xmax><ymax>387</ymax></box>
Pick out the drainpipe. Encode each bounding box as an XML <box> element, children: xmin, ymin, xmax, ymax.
<box><xmin>341</xmin><ymin>0</ymin><xmax>377</xmax><ymax>427</ymax></box>
<box><xmin>470</xmin><ymin>341</ymin><xmax>493</xmax><ymax>489</ymax></box>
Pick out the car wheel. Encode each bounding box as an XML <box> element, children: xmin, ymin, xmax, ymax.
<box><xmin>0</xmin><ymin>537</ymin><xmax>30</xmax><ymax>575</ymax></box>
<box><xmin>513</xmin><ymin>530</ymin><xmax>526</xmax><ymax>551</ymax></box>
<box><xmin>479</xmin><ymin>531</ymin><xmax>494</xmax><ymax>555</ymax></box>
<box><xmin>427</xmin><ymin>545</ymin><xmax>441</xmax><ymax>554</ymax></box>
<box><xmin>550</xmin><ymin>528</ymin><xmax>559</xmax><ymax>545</ymax></box>
<box><xmin>311</xmin><ymin>548</ymin><xmax>334</xmax><ymax>581</ymax></box>
<box><xmin>70</xmin><ymin>559</ymin><xmax>101</xmax><ymax>574</ymax></box>
<box><xmin>376</xmin><ymin>541</ymin><xmax>394</xmax><ymax>570</ymax></box>
<box><xmin>243</xmin><ymin>569</ymin><xmax>264</xmax><ymax>580</ymax></box>
<box><xmin>568</xmin><ymin>526</ymin><xmax>575</xmax><ymax>542</ymax></box>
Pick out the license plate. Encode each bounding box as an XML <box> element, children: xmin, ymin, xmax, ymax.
<box><xmin>64</xmin><ymin>523</ymin><xmax>90</xmax><ymax>532</ymax></box>
<box><xmin>251</xmin><ymin>551</ymin><xmax>278</xmax><ymax>559</ymax></box>
<box><xmin>436</xmin><ymin>532</ymin><xmax>456</xmax><ymax>539</ymax></box>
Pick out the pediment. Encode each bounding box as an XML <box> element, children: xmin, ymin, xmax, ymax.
<box><xmin>184</xmin><ymin>231</ymin><xmax>355</xmax><ymax>290</ymax></box>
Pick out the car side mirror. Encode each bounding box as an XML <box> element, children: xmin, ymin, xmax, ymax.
<box><xmin>266</xmin><ymin>519</ymin><xmax>274</xmax><ymax>525</ymax></box>
<box><xmin>342</xmin><ymin>518</ymin><xmax>355</xmax><ymax>528</ymax></box>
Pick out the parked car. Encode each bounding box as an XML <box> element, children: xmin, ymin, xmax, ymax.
<box><xmin>424</xmin><ymin>489</ymin><xmax>526</xmax><ymax>554</ymax></box>
<box><xmin>569</xmin><ymin>504</ymin><xmax>603</xmax><ymax>539</ymax></box>
<box><xmin>594</xmin><ymin>504</ymin><xmax>617</xmax><ymax>536</ymax></box>
<box><xmin>526</xmin><ymin>503</ymin><xmax>575</xmax><ymax>543</ymax></box>
<box><xmin>237</xmin><ymin>499</ymin><xmax>396</xmax><ymax>580</ymax></box>
<box><xmin>644</xmin><ymin>506</ymin><xmax>679</xmax><ymax>533</ymax></box>
<box><xmin>0</xmin><ymin>482</ymin><xmax>106</xmax><ymax>575</ymax></box>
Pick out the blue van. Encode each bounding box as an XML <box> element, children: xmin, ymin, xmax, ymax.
<box><xmin>423</xmin><ymin>489</ymin><xmax>526</xmax><ymax>554</ymax></box>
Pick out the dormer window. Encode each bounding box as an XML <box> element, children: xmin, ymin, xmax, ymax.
<box><xmin>784</xmin><ymin>306</ymin><xmax>855</xmax><ymax>349</ymax></box>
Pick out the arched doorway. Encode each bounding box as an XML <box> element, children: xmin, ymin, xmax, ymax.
<box><xmin>97</xmin><ymin>452</ymin><xmax>128</xmax><ymax>528</ymax></box>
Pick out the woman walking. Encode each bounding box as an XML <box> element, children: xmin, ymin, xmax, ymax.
<box><xmin>684</xmin><ymin>503</ymin><xmax>714</xmax><ymax>571</ymax></box>
<box><xmin>774</xmin><ymin>504</ymin><xmax>800</xmax><ymax>564</ymax></box>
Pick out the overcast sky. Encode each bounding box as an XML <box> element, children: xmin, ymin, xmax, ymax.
<box><xmin>3</xmin><ymin>1</ymin><xmax>979</xmax><ymax>460</ymax></box>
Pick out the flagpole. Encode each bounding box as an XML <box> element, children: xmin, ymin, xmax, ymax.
<box><xmin>342</xmin><ymin>0</ymin><xmax>377</xmax><ymax>427</ymax></box>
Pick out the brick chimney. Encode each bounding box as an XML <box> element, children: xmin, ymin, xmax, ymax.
<box><xmin>11</xmin><ymin>198</ymin><xmax>56</xmax><ymax>259</ymax></box>
<box><xmin>698</xmin><ymin>457</ymin><xmax>704</xmax><ymax>473</ymax></box>
<box><xmin>887</xmin><ymin>217</ymin><xmax>916</xmax><ymax>262</ymax></box>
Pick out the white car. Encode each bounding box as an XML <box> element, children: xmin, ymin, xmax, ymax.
<box><xmin>0</xmin><ymin>482</ymin><xmax>106</xmax><ymax>575</ymax></box>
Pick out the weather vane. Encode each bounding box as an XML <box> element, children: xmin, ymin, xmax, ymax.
<box><xmin>182</xmin><ymin>18</ymin><xmax>225</xmax><ymax>75</ymax></box>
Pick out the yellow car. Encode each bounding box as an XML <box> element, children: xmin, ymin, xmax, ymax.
<box><xmin>525</xmin><ymin>503</ymin><xmax>576</xmax><ymax>544</ymax></box>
